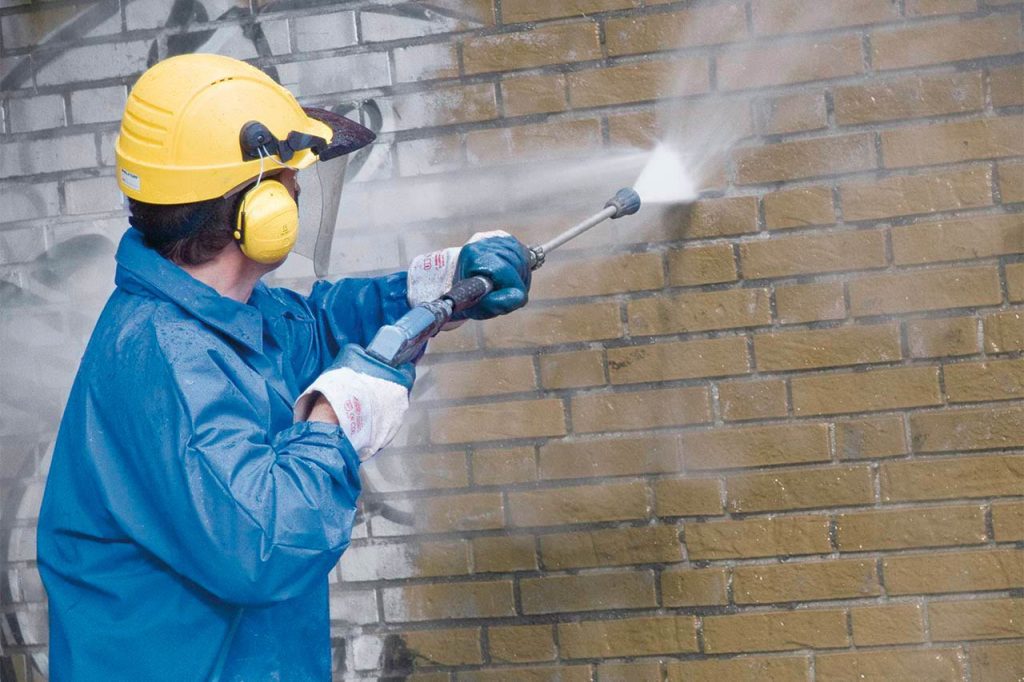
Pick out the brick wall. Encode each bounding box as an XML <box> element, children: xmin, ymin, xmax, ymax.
<box><xmin>1</xmin><ymin>0</ymin><xmax>1022</xmax><ymax>680</ymax></box>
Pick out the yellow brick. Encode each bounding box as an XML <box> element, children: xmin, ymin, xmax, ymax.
<box><xmin>850</xmin><ymin>604</ymin><xmax>926</xmax><ymax>645</ymax></box>
<box><xmin>835</xmin><ymin>71</ymin><xmax>985</xmax><ymax>125</ymax></box>
<box><xmin>703</xmin><ymin>609</ymin><xmax>848</xmax><ymax>653</ymax></box>
<box><xmin>891</xmin><ymin>214</ymin><xmax>1024</xmax><ymax>265</ymax></box>
<box><xmin>571</xmin><ymin>386</ymin><xmax>710</xmax><ymax>433</ymax></box>
<box><xmin>757</xmin><ymin>91</ymin><xmax>828</xmax><ymax>135</ymax></box>
<box><xmin>945</xmin><ymin>358</ymin><xmax>1024</xmax><ymax>403</ymax></box>
<box><xmin>1010</xmin><ymin>263</ymin><xmax>1024</xmax><ymax>302</ymax></box>
<box><xmin>685</xmin><ymin>196</ymin><xmax>760</xmax><ymax>237</ymax></box>
<box><xmin>836</xmin><ymin>504</ymin><xmax>987</xmax><ymax>551</ymax></box>
<box><xmin>719</xmin><ymin>35</ymin><xmax>864</xmax><ymax>91</ymax></box>
<box><xmin>598</xmin><ymin>662</ymin><xmax>663</xmax><ymax>682</ymax></box>
<box><xmin>605</xmin><ymin>4</ymin><xmax>747</xmax><ymax>55</ymax></box>
<box><xmin>558</xmin><ymin>616</ymin><xmax>697</xmax><ymax>659</ymax></box>
<box><xmin>457</xmin><ymin>664</ymin><xmax>592</xmax><ymax>682</ymax></box>
<box><xmin>530</xmin><ymin>252</ymin><xmax>664</xmax><ymax>300</ymax></box>
<box><xmin>733</xmin><ymin>559</ymin><xmax>881</xmax><ymax>604</ymax></box>
<box><xmin>667</xmin><ymin>657</ymin><xmax>810</xmax><ymax>682</ymax></box>
<box><xmin>850</xmin><ymin>266</ymin><xmax>1002</xmax><ymax>316</ymax></box>
<box><xmin>775</xmin><ymin>281</ymin><xmax>847</xmax><ymax>324</ymax></box>
<box><xmin>792</xmin><ymin>366</ymin><xmax>942</xmax><ymax>416</ymax></box>
<box><xmin>907</xmin><ymin>316</ymin><xmax>980</xmax><ymax>358</ymax></box>
<box><xmin>683</xmin><ymin>422</ymin><xmax>830</xmax><ymax>471</ymax></box>
<box><xmin>607</xmin><ymin>337</ymin><xmax>750</xmax><ymax>384</ymax></box>
<box><xmin>471</xmin><ymin>535</ymin><xmax>537</xmax><ymax>573</ymax></box>
<box><xmin>836</xmin><ymin>415</ymin><xmax>908</xmax><ymax>460</ymax></box>
<box><xmin>728</xmin><ymin>465</ymin><xmax>875</xmax><ymax>513</ymax></box>
<box><xmin>654</xmin><ymin>477</ymin><xmax>724</xmax><ymax>517</ymax></box>
<box><xmin>970</xmin><ymin>642</ymin><xmax>1024</xmax><ymax>682</ymax></box>
<box><xmin>906</xmin><ymin>0</ymin><xmax>978</xmax><ymax>14</ymax></box>
<box><xmin>881</xmin><ymin>455</ymin><xmax>1024</xmax><ymax>501</ymax></box>
<box><xmin>685</xmin><ymin>515</ymin><xmax>831</xmax><ymax>559</ymax></box>
<box><xmin>841</xmin><ymin>166</ymin><xmax>993</xmax><ymax>221</ymax></box>
<box><xmin>871</xmin><ymin>14</ymin><xmax>1021</xmax><ymax>69</ymax></box>
<box><xmin>520</xmin><ymin>570</ymin><xmax>656</xmax><ymax>614</ymax></box>
<box><xmin>660</xmin><ymin>567</ymin><xmax>728</xmax><ymax>606</ymax></box>
<box><xmin>382</xmin><ymin>580</ymin><xmax>515</xmax><ymax>621</ymax></box>
<box><xmin>508</xmin><ymin>480</ymin><xmax>648</xmax><ymax>527</ymax></box>
<box><xmin>401</xmin><ymin>627</ymin><xmax>482</xmax><ymax>666</ymax></box>
<box><xmin>741</xmin><ymin>230</ymin><xmax>887</xmax><ymax>278</ymax></box>
<box><xmin>467</xmin><ymin>119</ymin><xmax>602</xmax><ymax>164</ymax></box>
<box><xmin>668</xmin><ymin>244</ymin><xmax>737</xmax><ymax>286</ymax></box>
<box><xmin>420</xmin><ymin>356</ymin><xmax>536</xmax><ymax>400</ymax></box>
<box><xmin>606</xmin><ymin>109</ymin><xmax>661</xmax><ymax>148</ymax></box>
<box><xmin>568</xmin><ymin>57</ymin><xmax>709</xmax><ymax>107</ymax></box>
<box><xmin>483</xmin><ymin>302</ymin><xmax>622</xmax><ymax>348</ymax></box>
<box><xmin>501</xmin><ymin>74</ymin><xmax>567</xmax><ymax>117</ymax></box>
<box><xmin>991</xmin><ymin>64</ymin><xmax>1024</xmax><ymax>108</ymax></box>
<box><xmin>884</xmin><ymin>549</ymin><xmax>1024</xmax><ymax>595</ymax></box>
<box><xmin>463</xmin><ymin>23</ymin><xmax>601</xmax><ymax>75</ymax></box>
<box><xmin>764</xmin><ymin>186</ymin><xmax>835</xmax><ymax>229</ymax></box>
<box><xmin>488</xmin><ymin>624</ymin><xmax>555</xmax><ymax>663</ymax></box>
<box><xmin>371</xmin><ymin>493</ymin><xmax>505</xmax><ymax>536</ymax></box>
<box><xmin>502</xmin><ymin>0</ymin><xmax>633</xmax><ymax>22</ymax></box>
<box><xmin>628</xmin><ymin>288</ymin><xmax>771</xmax><ymax>335</ymax></box>
<box><xmin>882</xmin><ymin>115</ymin><xmax>1024</xmax><ymax>168</ymax></box>
<box><xmin>540</xmin><ymin>525</ymin><xmax>681</xmax><ymax>569</ymax></box>
<box><xmin>752</xmin><ymin>0</ymin><xmax>897</xmax><ymax>34</ymax></box>
<box><xmin>472</xmin><ymin>446</ymin><xmax>537</xmax><ymax>486</ymax></box>
<box><xmin>755</xmin><ymin>323</ymin><xmax>901</xmax><ymax>371</ymax></box>
<box><xmin>719</xmin><ymin>379</ymin><xmax>788</xmax><ymax>421</ymax></box>
<box><xmin>539</xmin><ymin>435</ymin><xmax>681</xmax><ymax>480</ymax></box>
<box><xmin>429</xmin><ymin>398</ymin><xmax>566</xmax><ymax>444</ymax></box>
<box><xmin>930</xmin><ymin>598</ymin><xmax>1024</xmax><ymax>641</ymax></box>
<box><xmin>538</xmin><ymin>350</ymin><xmax>605</xmax><ymax>390</ymax></box>
<box><xmin>736</xmin><ymin>133</ymin><xmax>875</xmax><ymax>184</ymax></box>
<box><xmin>816</xmin><ymin>649</ymin><xmax>964</xmax><ymax>681</ymax></box>
<box><xmin>999</xmin><ymin>160</ymin><xmax>1024</xmax><ymax>202</ymax></box>
<box><xmin>992</xmin><ymin>501</ymin><xmax>1024</xmax><ymax>541</ymax></box>
<box><xmin>910</xmin><ymin>405</ymin><xmax>1024</xmax><ymax>452</ymax></box>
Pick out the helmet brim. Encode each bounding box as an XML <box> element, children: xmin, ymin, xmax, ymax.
<box><xmin>303</xmin><ymin>107</ymin><xmax>376</xmax><ymax>162</ymax></box>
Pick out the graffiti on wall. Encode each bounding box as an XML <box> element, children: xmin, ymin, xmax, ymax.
<box><xmin>0</xmin><ymin>1</ymin><xmax>490</xmax><ymax>679</ymax></box>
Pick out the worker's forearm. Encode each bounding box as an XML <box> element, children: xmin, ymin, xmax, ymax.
<box><xmin>307</xmin><ymin>393</ymin><xmax>339</xmax><ymax>425</ymax></box>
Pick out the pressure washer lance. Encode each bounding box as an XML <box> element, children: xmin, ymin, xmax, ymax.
<box><xmin>366</xmin><ymin>187</ymin><xmax>643</xmax><ymax>367</ymax></box>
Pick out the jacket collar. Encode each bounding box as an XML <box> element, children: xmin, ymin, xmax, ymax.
<box><xmin>114</xmin><ymin>228</ymin><xmax>264</xmax><ymax>353</ymax></box>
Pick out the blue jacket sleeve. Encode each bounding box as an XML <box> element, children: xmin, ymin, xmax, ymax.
<box><xmin>266</xmin><ymin>272</ymin><xmax>411</xmax><ymax>390</ymax></box>
<box><xmin>94</xmin><ymin>332</ymin><xmax>363</xmax><ymax>607</ymax></box>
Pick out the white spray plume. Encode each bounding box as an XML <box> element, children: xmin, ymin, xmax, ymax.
<box><xmin>633</xmin><ymin>143</ymin><xmax>698</xmax><ymax>205</ymax></box>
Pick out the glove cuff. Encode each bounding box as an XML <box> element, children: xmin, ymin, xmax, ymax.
<box><xmin>407</xmin><ymin>246</ymin><xmax>460</xmax><ymax>306</ymax></box>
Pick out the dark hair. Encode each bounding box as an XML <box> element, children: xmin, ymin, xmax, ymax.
<box><xmin>128</xmin><ymin>194</ymin><xmax>243</xmax><ymax>266</ymax></box>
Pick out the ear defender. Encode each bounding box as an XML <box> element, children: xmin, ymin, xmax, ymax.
<box><xmin>234</xmin><ymin>180</ymin><xmax>299</xmax><ymax>264</ymax></box>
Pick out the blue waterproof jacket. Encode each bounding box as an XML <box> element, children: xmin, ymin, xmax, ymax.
<box><xmin>37</xmin><ymin>228</ymin><xmax>411</xmax><ymax>680</ymax></box>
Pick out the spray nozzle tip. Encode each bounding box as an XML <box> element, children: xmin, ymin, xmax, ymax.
<box><xmin>606</xmin><ymin>187</ymin><xmax>642</xmax><ymax>219</ymax></box>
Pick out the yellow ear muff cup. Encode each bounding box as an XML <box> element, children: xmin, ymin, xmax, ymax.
<box><xmin>235</xmin><ymin>180</ymin><xmax>298</xmax><ymax>264</ymax></box>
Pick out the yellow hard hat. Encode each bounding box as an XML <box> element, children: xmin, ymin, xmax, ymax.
<box><xmin>115</xmin><ymin>53</ymin><xmax>373</xmax><ymax>205</ymax></box>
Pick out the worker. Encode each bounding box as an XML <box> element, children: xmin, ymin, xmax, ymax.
<box><xmin>36</xmin><ymin>53</ymin><xmax>531</xmax><ymax>680</ymax></box>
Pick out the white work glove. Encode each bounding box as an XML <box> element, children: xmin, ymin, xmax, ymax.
<box><xmin>294</xmin><ymin>345</ymin><xmax>414</xmax><ymax>461</ymax></box>
<box><xmin>406</xmin><ymin>230</ymin><xmax>511</xmax><ymax>306</ymax></box>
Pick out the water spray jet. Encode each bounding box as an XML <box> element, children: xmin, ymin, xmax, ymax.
<box><xmin>366</xmin><ymin>187</ymin><xmax>642</xmax><ymax>366</ymax></box>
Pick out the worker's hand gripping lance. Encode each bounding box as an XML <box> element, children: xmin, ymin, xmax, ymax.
<box><xmin>366</xmin><ymin>188</ymin><xmax>642</xmax><ymax>367</ymax></box>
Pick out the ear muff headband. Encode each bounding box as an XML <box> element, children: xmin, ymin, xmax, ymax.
<box><xmin>234</xmin><ymin>180</ymin><xmax>299</xmax><ymax>264</ymax></box>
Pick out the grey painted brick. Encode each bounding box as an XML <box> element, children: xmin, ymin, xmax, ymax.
<box><xmin>0</xmin><ymin>134</ymin><xmax>96</xmax><ymax>179</ymax></box>
<box><xmin>260</xmin><ymin>18</ymin><xmax>291</xmax><ymax>55</ymax></box>
<box><xmin>276</xmin><ymin>51</ymin><xmax>391</xmax><ymax>97</ymax></box>
<box><xmin>329</xmin><ymin>588</ymin><xmax>378</xmax><ymax>625</ymax></box>
<box><xmin>393</xmin><ymin>42</ymin><xmax>460</xmax><ymax>82</ymax></box>
<box><xmin>2</xmin><ymin>4</ymin><xmax>92</xmax><ymax>50</ymax></box>
<box><xmin>293</xmin><ymin>10</ymin><xmax>357</xmax><ymax>52</ymax></box>
<box><xmin>8</xmin><ymin>94</ymin><xmax>65</xmax><ymax>133</ymax></box>
<box><xmin>35</xmin><ymin>40</ymin><xmax>150</xmax><ymax>86</ymax></box>
<box><xmin>70</xmin><ymin>85</ymin><xmax>126</xmax><ymax>125</ymax></box>
<box><xmin>173</xmin><ymin>24</ymin><xmax>259</xmax><ymax>61</ymax></box>
<box><xmin>375</xmin><ymin>83</ymin><xmax>497</xmax><ymax>132</ymax></box>
<box><xmin>0</xmin><ymin>181</ymin><xmax>60</xmax><ymax>224</ymax></box>
<box><xmin>360</xmin><ymin>7</ymin><xmax>473</xmax><ymax>43</ymax></box>
<box><xmin>397</xmin><ymin>137</ymin><xmax>464</xmax><ymax>176</ymax></box>
<box><xmin>0</xmin><ymin>225</ymin><xmax>45</xmax><ymax>265</ymax></box>
<box><xmin>64</xmin><ymin>176</ymin><xmax>122</xmax><ymax>215</ymax></box>
<box><xmin>126</xmin><ymin>0</ymin><xmax>245</xmax><ymax>31</ymax></box>
<box><xmin>98</xmin><ymin>131</ymin><xmax>117</xmax><ymax>166</ymax></box>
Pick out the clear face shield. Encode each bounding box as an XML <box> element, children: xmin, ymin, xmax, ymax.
<box><xmin>250</xmin><ymin>106</ymin><xmax>373</xmax><ymax>278</ymax></box>
<box><xmin>294</xmin><ymin>156</ymin><xmax>348</xmax><ymax>278</ymax></box>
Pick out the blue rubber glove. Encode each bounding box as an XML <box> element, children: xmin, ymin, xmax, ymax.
<box><xmin>454</xmin><ymin>235</ymin><xmax>532</xmax><ymax>320</ymax></box>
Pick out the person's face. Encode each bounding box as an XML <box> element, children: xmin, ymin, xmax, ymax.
<box><xmin>278</xmin><ymin>168</ymin><xmax>300</xmax><ymax>201</ymax></box>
